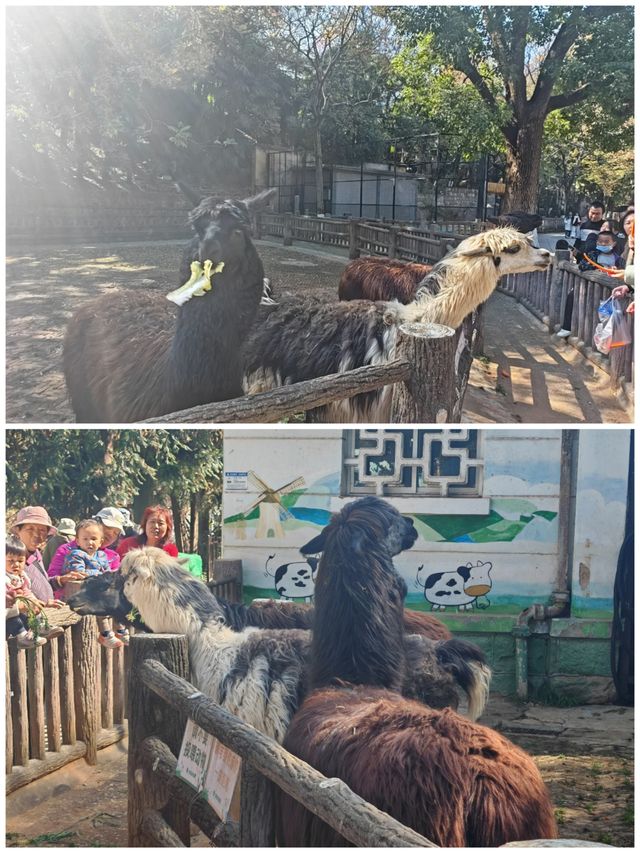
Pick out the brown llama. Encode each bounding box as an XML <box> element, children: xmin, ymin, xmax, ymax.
<box><xmin>338</xmin><ymin>257</ymin><xmax>432</xmax><ymax>303</ymax></box>
<box><xmin>277</xmin><ymin>496</ymin><xmax>557</xmax><ymax>847</ymax></box>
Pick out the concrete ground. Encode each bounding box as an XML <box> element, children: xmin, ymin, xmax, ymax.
<box><xmin>6</xmin><ymin>696</ymin><xmax>634</xmax><ymax>847</ymax></box>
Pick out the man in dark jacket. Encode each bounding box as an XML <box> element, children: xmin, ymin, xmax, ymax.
<box><xmin>573</xmin><ymin>201</ymin><xmax>605</xmax><ymax>251</ymax></box>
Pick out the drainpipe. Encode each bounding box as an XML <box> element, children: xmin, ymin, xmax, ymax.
<box><xmin>512</xmin><ymin>431</ymin><xmax>576</xmax><ymax>700</ymax></box>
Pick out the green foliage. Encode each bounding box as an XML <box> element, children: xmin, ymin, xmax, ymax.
<box><xmin>386</xmin><ymin>6</ymin><xmax>634</xmax><ymax>207</ymax></box>
<box><xmin>5</xmin><ymin>429</ymin><xmax>223</xmax><ymax>523</ymax></box>
<box><xmin>390</xmin><ymin>35</ymin><xmax>504</xmax><ymax>159</ymax></box>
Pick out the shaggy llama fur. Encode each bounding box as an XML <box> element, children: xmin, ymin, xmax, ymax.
<box><xmin>277</xmin><ymin>496</ymin><xmax>556</xmax><ymax>846</ymax></box>
<box><xmin>338</xmin><ymin>257</ymin><xmax>432</xmax><ymax>303</ymax></box>
<box><xmin>69</xmin><ymin>547</ymin><xmax>490</xmax><ymax>740</ymax></box>
<box><xmin>63</xmin><ymin>188</ymin><xmax>275</xmax><ymax>422</ymax></box>
<box><xmin>243</xmin><ymin>228</ymin><xmax>552</xmax><ymax>422</ymax></box>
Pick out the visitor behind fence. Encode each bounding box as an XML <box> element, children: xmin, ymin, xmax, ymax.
<box><xmin>12</xmin><ymin>506</ymin><xmax>84</xmax><ymax>604</ymax></box>
<box><xmin>41</xmin><ymin>517</ymin><xmax>75</xmax><ymax>570</ymax></box>
<box><xmin>573</xmin><ymin>201</ymin><xmax>606</xmax><ymax>252</ymax></box>
<box><xmin>48</xmin><ymin>506</ymin><xmax>124</xmax><ymax>597</ymax></box>
<box><xmin>619</xmin><ymin>209</ymin><xmax>635</xmax><ymax>267</ymax></box>
<box><xmin>577</xmin><ymin>229</ymin><xmax>623</xmax><ymax>272</ymax></box>
<box><xmin>117</xmin><ymin>505</ymin><xmax>179</xmax><ymax>558</ymax></box>
<box><xmin>6</xmin><ymin>535</ymin><xmax>64</xmax><ymax>648</ymax></box>
<box><xmin>61</xmin><ymin>519</ymin><xmax>129</xmax><ymax>649</ymax></box>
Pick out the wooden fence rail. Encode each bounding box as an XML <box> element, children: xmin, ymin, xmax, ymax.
<box><xmin>256</xmin><ymin>211</ymin><xmax>467</xmax><ymax>263</ymax></box>
<box><xmin>498</xmin><ymin>251</ymin><xmax>634</xmax><ymax>394</ymax></box>
<box><xmin>6</xmin><ymin>612</ymin><xmax>127</xmax><ymax>793</ymax></box>
<box><xmin>128</xmin><ymin>634</ymin><xmax>438</xmax><ymax>848</ymax></box>
<box><xmin>146</xmin><ymin>310</ymin><xmax>479</xmax><ymax>425</ymax></box>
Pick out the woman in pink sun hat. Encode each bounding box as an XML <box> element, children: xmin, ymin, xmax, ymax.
<box><xmin>12</xmin><ymin>506</ymin><xmax>85</xmax><ymax>606</ymax></box>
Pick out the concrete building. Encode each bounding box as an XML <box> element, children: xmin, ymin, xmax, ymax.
<box><xmin>222</xmin><ymin>428</ymin><xmax>632</xmax><ymax>703</ymax></box>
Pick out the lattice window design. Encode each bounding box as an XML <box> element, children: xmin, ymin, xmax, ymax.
<box><xmin>343</xmin><ymin>429</ymin><xmax>483</xmax><ymax>497</ymax></box>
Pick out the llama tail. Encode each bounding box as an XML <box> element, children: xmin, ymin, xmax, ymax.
<box><xmin>435</xmin><ymin>637</ymin><xmax>492</xmax><ymax>721</ymax></box>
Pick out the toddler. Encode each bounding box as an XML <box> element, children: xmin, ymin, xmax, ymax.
<box><xmin>62</xmin><ymin>520</ymin><xmax>128</xmax><ymax>649</ymax></box>
<box><xmin>6</xmin><ymin>536</ymin><xmax>63</xmax><ymax>648</ymax></box>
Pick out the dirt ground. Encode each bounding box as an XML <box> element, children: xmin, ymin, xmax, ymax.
<box><xmin>6</xmin><ymin>236</ymin><xmax>629</xmax><ymax>424</ymax></box>
<box><xmin>6</xmin><ymin>696</ymin><xmax>634</xmax><ymax>848</ymax></box>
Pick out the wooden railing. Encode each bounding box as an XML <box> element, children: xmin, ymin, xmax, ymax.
<box><xmin>127</xmin><ymin>634</ymin><xmax>592</xmax><ymax>848</ymax></box>
<box><xmin>6</xmin><ymin>611</ymin><xmax>127</xmax><ymax>792</ymax></box>
<box><xmin>127</xmin><ymin>634</ymin><xmax>437</xmax><ymax>847</ymax></box>
<box><xmin>499</xmin><ymin>251</ymin><xmax>634</xmax><ymax>392</ymax></box>
<box><xmin>255</xmin><ymin>212</ymin><xmax>468</xmax><ymax>264</ymax></box>
<box><xmin>147</xmin><ymin>312</ymin><xmax>480</xmax><ymax>426</ymax></box>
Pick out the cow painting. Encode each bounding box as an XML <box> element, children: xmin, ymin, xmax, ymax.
<box><xmin>416</xmin><ymin>561</ymin><xmax>493</xmax><ymax>611</ymax></box>
<box><xmin>265</xmin><ymin>554</ymin><xmax>319</xmax><ymax>602</ymax></box>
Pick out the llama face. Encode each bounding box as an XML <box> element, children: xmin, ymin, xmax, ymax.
<box><xmin>455</xmin><ymin>229</ymin><xmax>551</xmax><ymax>276</ymax></box>
<box><xmin>383</xmin><ymin>512</ymin><xmax>418</xmax><ymax>556</ymax></box>
<box><xmin>300</xmin><ymin>497</ymin><xmax>417</xmax><ymax>559</ymax></box>
<box><xmin>195</xmin><ymin>203</ymin><xmax>251</xmax><ymax>267</ymax></box>
<box><xmin>66</xmin><ymin>570</ymin><xmax>130</xmax><ymax>619</ymax></box>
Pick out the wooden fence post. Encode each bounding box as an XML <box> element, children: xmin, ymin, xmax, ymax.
<box><xmin>391</xmin><ymin>322</ymin><xmax>458</xmax><ymax>422</ymax></box>
<box><xmin>348</xmin><ymin>219</ymin><xmax>361</xmax><ymax>259</ymax></box>
<box><xmin>549</xmin><ymin>251</ymin><xmax>571</xmax><ymax>329</ymax></box>
<box><xmin>240</xmin><ymin>765</ymin><xmax>275</xmax><ymax>846</ymax></box>
<box><xmin>6</xmin><ymin>646</ymin><xmax>13</xmax><ymax>770</ymax></box>
<box><xmin>472</xmin><ymin>304</ymin><xmax>485</xmax><ymax>356</ymax></box>
<box><xmin>72</xmin><ymin>616</ymin><xmax>100</xmax><ymax>765</ymax></box>
<box><xmin>283</xmin><ymin>213</ymin><xmax>293</xmax><ymax>246</ymax></box>
<box><xmin>128</xmin><ymin>633</ymin><xmax>191</xmax><ymax>848</ymax></box>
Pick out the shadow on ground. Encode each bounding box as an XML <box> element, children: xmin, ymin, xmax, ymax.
<box><xmin>6</xmin><ymin>239</ymin><xmax>629</xmax><ymax>424</ymax></box>
<box><xmin>6</xmin><ymin>697</ymin><xmax>634</xmax><ymax>847</ymax></box>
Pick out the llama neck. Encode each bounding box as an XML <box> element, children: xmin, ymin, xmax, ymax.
<box><xmin>310</xmin><ymin>557</ymin><xmax>406</xmax><ymax>692</ymax></box>
<box><xmin>170</xmin><ymin>254</ymin><xmax>264</xmax><ymax>394</ymax></box>
<box><xmin>404</xmin><ymin>257</ymin><xmax>499</xmax><ymax>329</ymax></box>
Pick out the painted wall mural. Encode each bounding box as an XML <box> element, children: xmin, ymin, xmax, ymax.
<box><xmin>416</xmin><ymin>561</ymin><xmax>493</xmax><ymax>612</ymax></box>
<box><xmin>222</xmin><ymin>430</ymin><xmax>629</xmax><ymax>621</ymax></box>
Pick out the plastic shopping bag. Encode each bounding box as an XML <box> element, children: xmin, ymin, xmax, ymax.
<box><xmin>593</xmin><ymin>298</ymin><xmax>632</xmax><ymax>354</ymax></box>
<box><xmin>593</xmin><ymin>315</ymin><xmax>613</xmax><ymax>354</ymax></box>
<box><xmin>609</xmin><ymin>299</ymin><xmax>633</xmax><ymax>349</ymax></box>
<box><xmin>597</xmin><ymin>295</ymin><xmax>614</xmax><ymax>322</ymax></box>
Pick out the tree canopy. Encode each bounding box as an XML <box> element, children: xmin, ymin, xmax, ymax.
<box><xmin>6</xmin><ymin>5</ymin><xmax>634</xmax><ymax>212</ymax></box>
<box><xmin>6</xmin><ymin>430</ymin><xmax>223</xmax><ymax>557</ymax></box>
<box><xmin>388</xmin><ymin>5</ymin><xmax>634</xmax><ymax>210</ymax></box>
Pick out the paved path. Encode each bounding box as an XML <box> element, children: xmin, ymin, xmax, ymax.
<box><xmin>463</xmin><ymin>292</ymin><xmax>630</xmax><ymax>424</ymax></box>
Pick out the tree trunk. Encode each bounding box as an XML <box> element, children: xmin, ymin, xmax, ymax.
<box><xmin>170</xmin><ymin>494</ymin><xmax>183</xmax><ymax>553</ymax></box>
<box><xmin>189</xmin><ymin>493</ymin><xmax>198</xmax><ymax>553</ymax></box>
<box><xmin>314</xmin><ymin>124</ymin><xmax>324</xmax><ymax>215</ymax></box>
<box><xmin>502</xmin><ymin>115</ymin><xmax>546</xmax><ymax>213</ymax></box>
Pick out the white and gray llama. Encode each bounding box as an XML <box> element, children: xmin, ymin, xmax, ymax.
<box><xmin>113</xmin><ymin>537</ymin><xmax>490</xmax><ymax>741</ymax></box>
<box><xmin>243</xmin><ymin>228</ymin><xmax>552</xmax><ymax>421</ymax></box>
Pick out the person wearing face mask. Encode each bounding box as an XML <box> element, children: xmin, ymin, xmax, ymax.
<box><xmin>116</xmin><ymin>505</ymin><xmax>179</xmax><ymax>558</ymax></box>
<box><xmin>577</xmin><ymin>229</ymin><xmax>623</xmax><ymax>272</ymax></box>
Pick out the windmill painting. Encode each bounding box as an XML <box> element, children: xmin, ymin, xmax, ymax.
<box><xmin>242</xmin><ymin>471</ymin><xmax>306</xmax><ymax>539</ymax></box>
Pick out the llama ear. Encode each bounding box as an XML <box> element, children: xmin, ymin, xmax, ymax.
<box><xmin>122</xmin><ymin>552</ymin><xmax>153</xmax><ymax>582</ymax></box>
<box><xmin>460</xmin><ymin>245</ymin><xmax>494</xmax><ymax>258</ymax></box>
<box><xmin>300</xmin><ymin>531</ymin><xmax>326</xmax><ymax>555</ymax></box>
<box><xmin>243</xmin><ymin>187</ymin><xmax>277</xmax><ymax>213</ymax></box>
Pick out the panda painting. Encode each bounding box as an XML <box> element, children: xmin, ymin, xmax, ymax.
<box><xmin>416</xmin><ymin>561</ymin><xmax>493</xmax><ymax>611</ymax></box>
<box><xmin>265</xmin><ymin>554</ymin><xmax>319</xmax><ymax>602</ymax></box>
